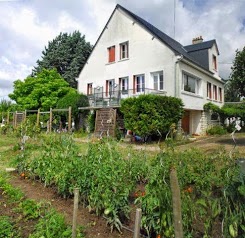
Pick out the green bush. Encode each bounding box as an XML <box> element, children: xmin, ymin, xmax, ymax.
<box><xmin>121</xmin><ymin>94</ymin><xmax>184</xmax><ymax>138</ymax></box>
<box><xmin>207</xmin><ymin>125</ymin><xmax>227</xmax><ymax>135</ymax></box>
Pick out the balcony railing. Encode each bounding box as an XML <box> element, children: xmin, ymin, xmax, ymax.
<box><xmin>87</xmin><ymin>88</ymin><xmax>166</xmax><ymax>108</ymax></box>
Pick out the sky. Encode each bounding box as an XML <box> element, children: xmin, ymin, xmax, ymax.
<box><xmin>0</xmin><ymin>0</ymin><xmax>245</xmax><ymax>100</ymax></box>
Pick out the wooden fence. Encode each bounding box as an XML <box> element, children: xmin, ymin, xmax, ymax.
<box><xmin>1</xmin><ymin>107</ymin><xmax>72</xmax><ymax>132</ymax></box>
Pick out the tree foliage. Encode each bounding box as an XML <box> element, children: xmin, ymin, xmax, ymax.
<box><xmin>120</xmin><ymin>94</ymin><xmax>184</xmax><ymax>137</ymax></box>
<box><xmin>0</xmin><ymin>99</ymin><xmax>12</xmax><ymax>112</ymax></box>
<box><xmin>225</xmin><ymin>46</ymin><xmax>245</xmax><ymax>101</ymax></box>
<box><xmin>56</xmin><ymin>91</ymin><xmax>89</xmax><ymax>129</ymax></box>
<box><xmin>32</xmin><ymin>31</ymin><xmax>92</xmax><ymax>88</ymax></box>
<box><xmin>9</xmin><ymin>69</ymin><xmax>72</xmax><ymax>110</ymax></box>
<box><xmin>221</xmin><ymin>103</ymin><xmax>245</xmax><ymax>120</ymax></box>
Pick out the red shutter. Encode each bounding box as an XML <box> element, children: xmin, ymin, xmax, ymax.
<box><xmin>133</xmin><ymin>76</ymin><xmax>136</xmax><ymax>94</ymax></box>
<box><xmin>108</xmin><ymin>46</ymin><xmax>115</xmax><ymax>63</ymax></box>
<box><xmin>106</xmin><ymin>80</ymin><xmax>109</xmax><ymax>97</ymax></box>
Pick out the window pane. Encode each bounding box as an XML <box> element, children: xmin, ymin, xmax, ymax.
<box><xmin>159</xmin><ymin>74</ymin><xmax>164</xmax><ymax>90</ymax></box>
<box><xmin>184</xmin><ymin>75</ymin><xmax>196</xmax><ymax>93</ymax></box>
<box><xmin>136</xmin><ymin>75</ymin><xmax>144</xmax><ymax>92</ymax></box>
<box><xmin>153</xmin><ymin>75</ymin><xmax>158</xmax><ymax>90</ymax></box>
<box><xmin>120</xmin><ymin>42</ymin><xmax>128</xmax><ymax>59</ymax></box>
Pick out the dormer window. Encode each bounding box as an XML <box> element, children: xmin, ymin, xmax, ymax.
<box><xmin>108</xmin><ymin>46</ymin><xmax>115</xmax><ymax>63</ymax></box>
<box><xmin>120</xmin><ymin>41</ymin><xmax>128</xmax><ymax>60</ymax></box>
<box><xmin>212</xmin><ymin>55</ymin><xmax>217</xmax><ymax>71</ymax></box>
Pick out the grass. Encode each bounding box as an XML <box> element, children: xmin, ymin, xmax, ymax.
<box><xmin>0</xmin><ymin>135</ymin><xmax>19</xmax><ymax>170</ymax></box>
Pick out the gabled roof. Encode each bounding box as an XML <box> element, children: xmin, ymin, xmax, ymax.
<box><xmin>184</xmin><ymin>40</ymin><xmax>219</xmax><ymax>55</ymax></box>
<box><xmin>117</xmin><ymin>4</ymin><xmax>216</xmax><ymax>74</ymax></box>
<box><xmin>81</xmin><ymin>4</ymin><xmax>218</xmax><ymax>76</ymax></box>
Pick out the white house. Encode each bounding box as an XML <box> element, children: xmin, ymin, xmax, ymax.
<box><xmin>77</xmin><ymin>4</ymin><xmax>224</xmax><ymax>135</ymax></box>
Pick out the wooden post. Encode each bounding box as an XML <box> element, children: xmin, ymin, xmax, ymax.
<box><xmin>170</xmin><ymin>167</ymin><xmax>183</xmax><ymax>238</ymax></box>
<box><xmin>7</xmin><ymin>111</ymin><xmax>9</xmax><ymax>124</ymax></box>
<box><xmin>68</xmin><ymin>106</ymin><xmax>72</xmax><ymax>132</ymax></box>
<box><xmin>49</xmin><ymin>108</ymin><xmax>52</xmax><ymax>133</ymax></box>
<box><xmin>14</xmin><ymin>111</ymin><xmax>17</xmax><ymax>128</ymax></box>
<box><xmin>24</xmin><ymin>110</ymin><xmax>27</xmax><ymax>122</ymax></box>
<box><xmin>36</xmin><ymin>109</ymin><xmax>40</xmax><ymax>127</ymax></box>
<box><xmin>72</xmin><ymin>188</ymin><xmax>79</xmax><ymax>238</ymax></box>
<box><xmin>133</xmin><ymin>208</ymin><xmax>142</xmax><ymax>238</ymax></box>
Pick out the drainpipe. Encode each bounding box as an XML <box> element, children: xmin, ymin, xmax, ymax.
<box><xmin>175</xmin><ymin>55</ymin><xmax>183</xmax><ymax>136</ymax></box>
<box><xmin>174</xmin><ymin>54</ymin><xmax>183</xmax><ymax>98</ymax></box>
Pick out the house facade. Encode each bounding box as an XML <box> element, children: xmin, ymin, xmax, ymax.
<box><xmin>77</xmin><ymin>4</ymin><xmax>224</xmax><ymax>135</ymax></box>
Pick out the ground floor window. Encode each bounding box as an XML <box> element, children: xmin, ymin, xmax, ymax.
<box><xmin>134</xmin><ymin>74</ymin><xmax>145</xmax><ymax>93</ymax></box>
<box><xmin>151</xmin><ymin>71</ymin><xmax>164</xmax><ymax>91</ymax></box>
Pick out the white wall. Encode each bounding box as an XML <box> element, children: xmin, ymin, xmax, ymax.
<box><xmin>77</xmin><ymin>8</ymin><xmax>176</xmax><ymax>96</ymax></box>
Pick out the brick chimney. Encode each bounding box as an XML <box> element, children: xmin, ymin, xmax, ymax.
<box><xmin>192</xmin><ymin>36</ymin><xmax>203</xmax><ymax>44</ymax></box>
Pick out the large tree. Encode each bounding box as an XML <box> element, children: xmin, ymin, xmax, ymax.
<box><xmin>32</xmin><ymin>31</ymin><xmax>92</xmax><ymax>88</ymax></box>
<box><xmin>225</xmin><ymin>46</ymin><xmax>245</xmax><ymax>101</ymax></box>
<box><xmin>9</xmin><ymin>69</ymin><xmax>72</xmax><ymax>110</ymax></box>
<box><xmin>56</xmin><ymin>90</ymin><xmax>89</xmax><ymax>130</ymax></box>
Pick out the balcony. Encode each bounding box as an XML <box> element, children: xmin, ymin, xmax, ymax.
<box><xmin>85</xmin><ymin>87</ymin><xmax>167</xmax><ymax>109</ymax></box>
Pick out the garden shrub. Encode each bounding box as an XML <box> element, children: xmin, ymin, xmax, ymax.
<box><xmin>120</xmin><ymin>94</ymin><xmax>184</xmax><ymax>138</ymax></box>
<box><xmin>207</xmin><ymin>125</ymin><xmax>227</xmax><ymax>135</ymax></box>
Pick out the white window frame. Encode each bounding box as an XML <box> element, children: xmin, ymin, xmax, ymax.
<box><xmin>120</xmin><ymin>41</ymin><xmax>129</xmax><ymax>60</ymax></box>
<box><xmin>120</xmin><ymin>77</ymin><xmax>129</xmax><ymax>94</ymax></box>
<box><xmin>207</xmin><ymin>82</ymin><xmax>212</xmax><ymax>99</ymax></box>
<box><xmin>136</xmin><ymin>74</ymin><xmax>145</xmax><ymax>93</ymax></box>
<box><xmin>182</xmin><ymin>72</ymin><xmax>201</xmax><ymax>95</ymax></box>
<box><xmin>151</xmin><ymin>71</ymin><xmax>164</xmax><ymax>91</ymax></box>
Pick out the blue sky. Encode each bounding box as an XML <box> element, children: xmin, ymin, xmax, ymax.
<box><xmin>0</xmin><ymin>0</ymin><xmax>245</xmax><ymax>100</ymax></box>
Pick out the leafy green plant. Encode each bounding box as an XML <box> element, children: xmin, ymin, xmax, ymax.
<box><xmin>29</xmin><ymin>209</ymin><xmax>84</xmax><ymax>238</ymax></box>
<box><xmin>207</xmin><ymin>125</ymin><xmax>227</xmax><ymax>135</ymax></box>
<box><xmin>16</xmin><ymin>199</ymin><xmax>43</xmax><ymax>220</ymax></box>
<box><xmin>0</xmin><ymin>216</ymin><xmax>20</xmax><ymax>238</ymax></box>
<box><xmin>0</xmin><ymin>174</ymin><xmax>24</xmax><ymax>202</ymax></box>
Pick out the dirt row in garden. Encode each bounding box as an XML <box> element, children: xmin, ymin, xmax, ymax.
<box><xmin>8</xmin><ymin>173</ymin><xmax>133</xmax><ymax>238</ymax></box>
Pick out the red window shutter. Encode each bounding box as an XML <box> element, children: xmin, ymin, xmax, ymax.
<box><xmin>108</xmin><ymin>46</ymin><xmax>115</xmax><ymax>63</ymax></box>
<box><xmin>106</xmin><ymin>80</ymin><xmax>109</xmax><ymax>97</ymax></box>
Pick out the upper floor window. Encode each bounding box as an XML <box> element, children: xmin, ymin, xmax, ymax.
<box><xmin>119</xmin><ymin>77</ymin><xmax>129</xmax><ymax>94</ymax></box>
<box><xmin>134</xmin><ymin>74</ymin><xmax>145</xmax><ymax>93</ymax></box>
<box><xmin>213</xmin><ymin>85</ymin><xmax>217</xmax><ymax>100</ymax></box>
<box><xmin>87</xmin><ymin>83</ymin><xmax>93</xmax><ymax>95</ymax></box>
<box><xmin>120</xmin><ymin>42</ymin><xmax>128</xmax><ymax>60</ymax></box>
<box><xmin>151</xmin><ymin>71</ymin><xmax>164</xmax><ymax>91</ymax></box>
<box><xmin>207</xmin><ymin>82</ymin><xmax>212</xmax><ymax>99</ymax></box>
<box><xmin>182</xmin><ymin>72</ymin><xmax>200</xmax><ymax>95</ymax></box>
<box><xmin>212</xmin><ymin>55</ymin><xmax>217</xmax><ymax>71</ymax></box>
<box><xmin>219</xmin><ymin>87</ymin><xmax>222</xmax><ymax>102</ymax></box>
<box><xmin>108</xmin><ymin>45</ymin><xmax>115</xmax><ymax>63</ymax></box>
